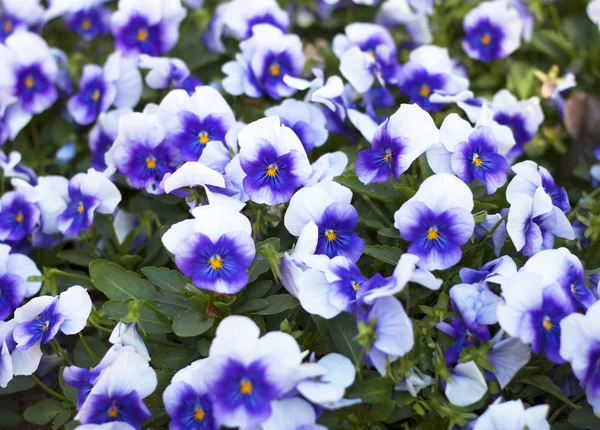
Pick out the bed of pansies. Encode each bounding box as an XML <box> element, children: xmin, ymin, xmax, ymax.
<box><xmin>3</xmin><ymin>0</ymin><xmax>600</xmax><ymax>429</ymax></box>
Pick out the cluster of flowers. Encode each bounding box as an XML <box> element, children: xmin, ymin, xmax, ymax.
<box><xmin>0</xmin><ymin>0</ymin><xmax>599</xmax><ymax>428</ymax></box>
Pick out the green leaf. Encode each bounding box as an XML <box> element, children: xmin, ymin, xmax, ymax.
<box><xmin>377</xmin><ymin>228</ymin><xmax>401</xmax><ymax>239</ymax></box>
<box><xmin>237</xmin><ymin>298</ymin><xmax>269</xmax><ymax>314</ymax></box>
<box><xmin>52</xmin><ymin>410</ymin><xmax>71</xmax><ymax>430</ymax></box>
<box><xmin>242</xmin><ymin>281</ymin><xmax>273</xmax><ymax>301</ymax></box>
<box><xmin>329</xmin><ymin>313</ymin><xmax>360</xmax><ymax>364</ymax></box>
<box><xmin>57</xmin><ymin>250</ymin><xmax>95</xmax><ymax>267</ymax></box>
<box><xmin>348</xmin><ymin>378</ymin><xmax>394</xmax><ymax>404</ymax></box>
<box><xmin>152</xmin><ymin>348</ymin><xmax>200</xmax><ymax>369</ymax></box>
<box><xmin>138</xmin><ymin>303</ymin><xmax>173</xmax><ymax>334</ymax></box>
<box><xmin>90</xmin><ymin>260</ymin><xmax>156</xmax><ymax>301</ymax></box>
<box><xmin>102</xmin><ymin>300</ymin><xmax>129</xmax><ymax>319</ymax></box>
<box><xmin>172</xmin><ymin>311</ymin><xmax>213</xmax><ymax>337</ymax></box>
<box><xmin>568</xmin><ymin>406</ymin><xmax>600</xmax><ymax>429</ymax></box>
<box><xmin>142</xmin><ymin>267</ymin><xmax>189</xmax><ymax>293</ymax></box>
<box><xmin>336</xmin><ymin>175</ymin><xmax>397</xmax><ymax>204</ymax></box>
<box><xmin>23</xmin><ymin>399</ymin><xmax>66</xmax><ymax>425</ymax></box>
<box><xmin>254</xmin><ymin>294</ymin><xmax>299</xmax><ymax>315</ymax></box>
<box><xmin>0</xmin><ymin>375</ymin><xmax>35</xmax><ymax>394</ymax></box>
<box><xmin>248</xmin><ymin>258</ymin><xmax>270</xmax><ymax>283</ymax></box>
<box><xmin>371</xmin><ymin>399</ymin><xmax>396</xmax><ymax>421</ymax></box>
<box><xmin>363</xmin><ymin>245</ymin><xmax>402</xmax><ymax>266</ymax></box>
<box><xmin>519</xmin><ymin>375</ymin><xmax>580</xmax><ymax>409</ymax></box>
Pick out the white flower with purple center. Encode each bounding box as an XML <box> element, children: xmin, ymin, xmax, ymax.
<box><xmin>521</xmin><ymin>248</ymin><xmax>596</xmax><ymax>311</ymax></box>
<box><xmin>163</xmin><ymin>359</ymin><xmax>220</xmax><ymax>430</ymax></box>
<box><xmin>264</xmin><ymin>99</ymin><xmax>328</xmax><ymax>154</ymax></box>
<box><xmin>560</xmin><ymin>300</ymin><xmax>600</xmax><ymax>414</ymax></box>
<box><xmin>506</xmin><ymin>186</ymin><xmax>574</xmax><ymax>257</ymax></box>
<box><xmin>11</xmin><ymin>285</ymin><xmax>91</xmax><ymax>375</ymax></box>
<box><xmin>356</xmin><ymin>104</ymin><xmax>439</xmax><ymax>185</ymax></box>
<box><xmin>201</xmin><ymin>315</ymin><xmax>306</xmax><ymax>427</ymax></box>
<box><xmin>426</xmin><ymin>114</ymin><xmax>511</xmax><ymax>194</ymax></box>
<box><xmin>162</xmin><ymin>205</ymin><xmax>255</xmax><ymax>294</ymax></box>
<box><xmin>333</xmin><ymin>23</ymin><xmax>401</xmax><ymax>93</ymax></box>
<box><xmin>398</xmin><ymin>45</ymin><xmax>469</xmax><ymax>112</ymax></box>
<box><xmin>89</xmin><ymin>108</ymin><xmax>132</xmax><ymax>171</ymax></box>
<box><xmin>158</xmin><ymin>86</ymin><xmax>236</xmax><ymax>162</ymax></box>
<box><xmin>394</xmin><ymin>173</ymin><xmax>475</xmax><ymax>271</ymax></box>
<box><xmin>62</xmin><ymin>2</ymin><xmax>111</xmax><ymax>41</ymax></box>
<box><xmin>67</xmin><ymin>65</ymin><xmax>117</xmax><ymax>126</ymax></box>
<box><xmin>111</xmin><ymin>0</ymin><xmax>187</xmax><ymax>56</ymax></box>
<box><xmin>203</xmin><ymin>0</ymin><xmax>289</xmax><ymax>54</ymax></box>
<box><xmin>356</xmin><ymin>296</ymin><xmax>414</xmax><ymax>376</ymax></box>
<box><xmin>75</xmin><ymin>349</ymin><xmax>157</xmax><ymax>427</ymax></box>
<box><xmin>462</xmin><ymin>0</ymin><xmax>523</xmax><ymax>62</ymax></box>
<box><xmin>138</xmin><ymin>54</ymin><xmax>191</xmax><ymax>90</ymax></box>
<box><xmin>0</xmin><ymin>0</ymin><xmax>44</xmax><ymax>43</ymax></box>
<box><xmin>473</xmin><ymin>399</ymin><xmax>549</xmax><ymax>430</ymax></box>
<box><xmin>238</xmin><ymin>116</ymin><xmax>311</xmax><ymax>205</ymax></box>
<box><xmin>222</xmin><ymin>24</ymin><xmax>305</xmax><ymax>100</ymax></box>
<box><xmin>0</xmin><ymin>190</ymin><xmax>40</xmax><ymax>242</ymax></box>
<box><xmin>106</xmin><ymin>112</ymin><xmax>179</xmax><ymax>194</ymax></box>
<box><xmin>56</xmin><ymin>169</ymin><xmax>121</xmax><ymax>235</ymax></box>
<box><xmin>0</xmin><ymin>243</ymin><xmax>41</xmax><ymax>321</ymax></box>
<box><xmin>497</xmin><ymin>272</ymin><xmax>576</xmax><ymax>363</ymax></box>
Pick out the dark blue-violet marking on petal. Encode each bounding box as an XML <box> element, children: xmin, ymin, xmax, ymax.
<box><xmin>79</xmin><ymin>391</ymin><xmax>152</xmax><ymax>427</ymax></box>
<box><xmin>0</xmin><ymin>192</ymin><xmax>40</xmax><ymax>241</ymax></box>
<box><xmin>120</xmin><ymin>140</ymin><xmax>175</xmax><ymax>191</ymax></box>
<box><xmin>356</xmin><ymin>122</ymin><xmax>406</xmax><ymax>184</ymax></box>
<box><xmin>63</xmin><ymin>366</ymin><xmax>99</xmax><ymax>409</ymax></box>
<box><xmin>464</xmin><ymin>17</ymin><xmax>506</xmax><ymax>62</ymax></box>
<box><xmin>167</xmin><ymin>383</ymin><xmax>217</xmax><ymax>430</ymax></box>
<box><xmin>64</xmin><ymin>6</ymin><xmax>110</xmax><ymax>41</ymax></box>
<box><xmin>0</xmin><ymin>273</ymin><xmax>26</xmax><ymax>321</ymax></box>
<box><xmin>114</xmin><ymin>14</ymin><xmax>164</xmax><ymax>56</ymax></box>
<box><xmin>315</xmin><ymin>203</ymin><xmax>363</xmax><ymax>262</ymax></box>
<box><xmin>173</xmin><ymin>111</ymin><xmax>230</xmax><ymax>162</ymax></box>
<box><xmin>15</xmin><ymin>63</ymin><xmax>57</xmax><ymax>114</ymax></box>
<box><xmin>400</xmin><ymin>67</ymin><xmax>448</xmax><ymax>112</ymax></box>
<box><xmin>14</xmin><ymin>299</ymin><xmax>65</xmax><ymax>350</ymax></box>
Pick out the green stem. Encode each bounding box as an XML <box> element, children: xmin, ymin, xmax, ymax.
<box><xmin>31</xmin><ymin>374</ymin><xmax>68</xmax><ymax>402</ymax></box>
<box><xmin>49</xmin><ymin>269</ymin><xmax>92</xmax><ymax>283</ymax></box>
<box><xmin>51</xmin><ymin>339</ymin><xmax>73</xmax><ymax>366</ymax></box>
<box><xmin>549</xmin><ymin>393</ymin><xmax>584</xmax><ymax>423</ymax></box>
<box><xmin>78</xmin><ymin>334</ymin><xmax>99</xmax><ymax>363</ymax></box>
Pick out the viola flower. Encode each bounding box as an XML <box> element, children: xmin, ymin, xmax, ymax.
<box><xmin>201</xmin><ymin>316</ymin><xmax>305</xmax><ymax>427</ymax></box>
<box><xmin>298</xmin><ymin>256</ymin><xmax>367</xmax><ymax>318</ymax></box>
<box><xmin>261</xmin><ymin>398</ymin><xmax>326</xmax><ymax>430</ymax></box>
<box><xmin>203</xmin><ymin>0</ymin><xmax>289</xmax><ymax>54</ymax></box>
<box><xmin>490</xmin><ymin>90</ymin><xmax>544</xmax><ymax>158</ymax></box>
<box><xmin>296</xmin><ymin>353</ymin><xmax>355</xmax><ymax>407</ymax></box>
<box><xmin>238</xmin><ymin>116</ymin><xmax>311</xmax><ymax>205</ymax></box>
<box><xmin>163</xmin><ymin>360</ymin><xmax>220</xmax><ymax>430</ymax></box>
<box><xmin>474</xmin><ymin>213</ymin><xmax>507</xmax><ymax>257</ymax></box>
<box><xmin>108</xmin><ymin>322</ymin><xmax>150</xmax><ymax>361</ymax></box>
<box><xmin>522</xmin><ymin>248</ymin><xmax>596</xmax><ymax>311</ymax></box>
<box><xmin>76</xmin><ymin>349</ymin><xmax>157</xmax><ymax>427</ymax></box>
<box><xmin>265</xmin><ymin>99</ymin><xmax>328</xmax><ymax>153</ymax></box>
<box><xmin>507</xmin><ymin>160</ymin><xmax>570</xmax><ymax>213</ymax></box>
<box><xmin>67</xmin><ymin>65</ymin><xmax>117</xmax><ymax>126</ymax></box>
<box><xmin>11</xmin><ymin>285</ymin><xmax>91</xmax><ymax>374</ymax></box>
<box><xmin>138</xmin><ymin>55</ymin><xmax>194</xmax><ymax>91</ymax></box>
<box><xmin>398</xmin><ymin>45</ymin><xmax>469</xmax><ymax>111</ymax></box>
<box><xmin>459</xmin><ymin>255</ymin><xmax>517</xmax><ymax>288</ymax></box>
<box><xmin>356</xmin><ymin>104</ymin><xmax>439</xmax><ymax>185</ymax></box>
<box><xmin>444</xmin><ymin>361</ymin><xmax>487</xmax><ymax>407</ymax></box>
<box><xmin>111</xmin><ymin>0</ymin><xmax>187</xmax><ymax>56</ymax></box>
<box><xmin>506</xmin><ymin>187</ymin><xmax>574</xmax><ymax>257</ymax></box>
<box><xmin>162</xmin><ymin>205</ymin><xmax>255</xmax><ymax>294</ymax></box>
<box><xmin>56</xmin><ymin>169</ymin><xmax>122</xmax><ymax>235</ymax></box>
<box><xmin>473</xmin><ymin>399</ymin><xmax>549</xmax><ymax>430</ymax></box>
<box><xmin>333</xmin><ymin>23</ymin><xmax>401</xmax><ymax>93</ymax></box>
<box><xmin>0</xmin><ymin>0</ymin><xmax>44</xmax><ymax>43</ymax></box>
<box><xmin>106</xmin><ymin>112</ymin><xmax>178</xmax><ymax>194</ymax></box>
<box><xmin>64</xmin><ymin>5</ymin><xmax>111</xmax><ymax>41</ymax></box>
<box><xmin>0</xmin><ymin>191</ymin><xmax>40</xmax><ymax>241</ymax></box>
<box><xmin>394</xmin><ymin>173</ymin><xmax>475</xmax><ymax>271</ymax></box>
<box><xmin>0</xmin><ymin>151</ymin><xmax>36</xmax><ymax>185</ymax></box>
<box><xmin>222</xmin><ymin>24</ymin><xmax>305</xmax><ymax>99</ymax></box>
<box><xmin>356</xmin><ymin>296</ymin><xmax>414</xmax><ymax>376</ymax></box>
<box><xmin>462</xmin><ymin>0</ymin><xmax>523</xmax><ymax>62</ymax></box>
<box><xmin>158</xmin><ymin>86</ymin><xmax>236</xmax><ymax>162</ymax></box>
<box><xmin>497</xmin><ymin>272</ymin><xmax>576</xmax><ymax>363</ymax></box>
<box><xmin>89</xmin><ymin>108</ymin><xmax>132</xmax><ymax>171</ymax></box>
<box><xmin>0</xmin><ymin>243</ymin><xmax>41</xmax><ymax>320</ymax></box>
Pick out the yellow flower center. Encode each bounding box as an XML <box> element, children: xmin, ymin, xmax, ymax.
<box><xmin>194</xmin><ymin>407</ymin><xmax>205</xmax><ymax>421</ymax></box>
<box><xmin>325</xmin><ymin>230</ymin><xmax>337</xmax><ymax>241</ymax></box>
<box><xmin>269</xmin><ymin>63</ymin><xmax>280</xmax><ymax>76</ymax></box>
<box><xmin>146</xmin><ymin>157</ymin><xmax>156</xmax><ymax>169</ymax></box>
<box><xmin>92</xmin><ymin>90</ymin><xmax>100</xmax><ymax>102</ymax></box>
<box><xmin>137</xmin><ymin>29</ymin><xmax>148</xmax><ymax>42</ymax></box>
<box><xmin>198</xmin><ymin>132</ymin><xmax>209</xmax><ymax>145</ymax></box>
<box><xmin>81</xmin><ymin>19</ymin><xmax>92</xmax><ymax>30</ymax></box>
<box><xmin>368</xmin><ymin>50</ymin><xmax>376</xmax><ymax>60</ymax></box>
<box><xmin>240</xmin><ymin>380</ymin><xmax>253</xmax><ymax>394</ymax></box>
<box><xmin>208</xmin><ymin>255</ymin><xmax>223</xmax><ymax>270</ymax></box>
<box><xmin>426</xmin><ymin>228</ymin><xmax>439</xmax><ymax>241</ymax></box>
<box><xmin>42</xmin><ymin>321</ymin><xmax>49</xmax><ymax>331</ymax></box>
<box><xmin>481</xmin><ymin>33</ymin><xmax>491</xmax><ymax>45</ymax></box>
<box><xmin>15</xmin><ymin>213</ymin><xmax>23</xmax><ymax>223</ymax></box>
<box><xmin>352</xmin><ymin>282</ymin><xmax>360</xmax><ymax>291</ymax></box>
<box><xmin>266</xmin><ymin>165</ymin><xmax>278</xmax><ymax>177</ymax></box>
<box><xmin>383</xmin><ymin>151</ymin><xmax>392</xmax><ymax>163</ymax></box>
<box><xmin>25</xmin><ymin>76</ymin><xmax>34</xmax><ymax>89</ymax></box>
<box><xmin>543</xmin><ymin>317</ymin><xmax>552</xmax><ymax>331</ymax></box>
<box><xmin>108</xmin><ymin>407</ymin><xmax>119</xmax><ymax>418</ymax></box>
<box><xmin>466</xmin><ymin>332</ymin><xmax>472</xmax><ymax>342</ymax></box>
<box><xmin>77</xmin><ymin>203</ymin><xmax>84</xmax><ymax>214</ymax></box>
<box><xmin>4</xmin><ymin>20</ymin><xmax>12</xmax><ymax>33</ymax></box>
<box><xmin>419</xmin><ymin>85</ymin><xmax>431</xmax><ymax>98</ymax></box>
<box><xmin>472</xmin><ymin>154</ymin><xmax>483</xmax><ymax>167</ymax></box>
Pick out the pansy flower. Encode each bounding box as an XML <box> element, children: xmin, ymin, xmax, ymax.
<box><xmin>486</xmin><ymin>334</ymin><xmax>531</xmax><ymax>390</ymax></box>
<box><xmin>106</xmin><ymin>111</ymin><xmax>178</xmax><ymax>194</ymax></box>
<box><xmin>474</xmin><ymin>213</ymin><xmax>507</xmax><ymax>257</ymax></box>
<box><xmin>296</xmin><ymin>353</ymin><xmax>355</xmax><ymax>407</ymax></box>
<box><xmin>63</xmin><ymin>3</ymin><xmax>111</xmax><ymax>41</ymax></box>
<box><xmin>67</xmin><ymin>65</ymin><xmax>117</xmax><ymax>126</ymax></box>
<box><xmin>56</xmin><ymin>169</ymin><xmax>121</xmax><ymax>236</ymax></box>
<box><xmin>138</xmin><ymin>55</ymin><xmax>199</xmax><ymax>92</ymax></box>
<box><xmin>0</xmin><ymin>243</ymin><xmax>41</xmax><ymax>321</ymax></box>
<box><xmin>0</xmin><ymin>190</ymin><xmax>40</xmax><ymax>242</ymax></box>
<box><xmin>459</xmin><ymin>255</ymin><xmax>517</xmax><ymax>288</ymax></box>
<box><xmin>162</xmin><ymin>205</ymin><xmax>255</xmax><ymax>294</ymax></box>
<box><xmin>222</xmin><ymin>24</ymin><xmax>305</xmax><ymax>99</ymax></box>
<box><xmin>497</xmin><ymin>272</ymin><xmax>576</xmax><ymax>363</ymax></box>
<box><xmin>473</xmin><ymin>399</ymin><xmax>549</xmax><ymax>430</ymax></box>
<box><xmin>394</xmin><ymin>173</ymin><xmax>475</xmax><ymax>271</ymax></box>
<box><xmin>111</xmin><ymin>0</ymin><xmax>187</xmax><ymax>56</ymax></box>
<box><xmin>356</xmin><ymin>104</ymin><xmax>439</xmax><ymax>185</ymax></box>
<box><xmin>398</xmin><ymin>45</ymin><xmax>469</xmax><ymax>111</ymax></box>
<box><xmin>0</xmin><ymin>0</ymin><xmax>44</xmax><ymax>43</ymax></box>
<box><xmin>89</xmin><ymin>108</ymin><xmax>132</xmax><ymax>171</ymax></box>
<box><xmin>462</xmin><ymin>0</ymin><xmax>523</xmax><ymax>62</ymax></box>
<box><xmin>238</xmin><ymin>116</ymin><xmax>311</xmax><ymax>205</ymax></box>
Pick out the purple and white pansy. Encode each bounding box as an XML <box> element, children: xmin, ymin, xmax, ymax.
<box><xmin>0</xmin><ymin>0</ymin><xmax>44</xmax><ymax>43</ymax></box>
<box><xmin>0</xmin><ymin>243</ymin><xmax>41</xmax><ymax>321</ymax></box>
